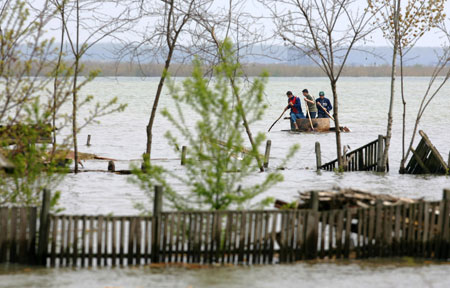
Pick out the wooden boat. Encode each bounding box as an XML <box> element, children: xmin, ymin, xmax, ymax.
<box><xmin>281</xmin><ymin>117</ymin><xmax>350</xmax><ymax>133</ymax></box>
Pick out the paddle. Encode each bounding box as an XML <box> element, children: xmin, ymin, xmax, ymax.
<box><xmin>304</xmin><ymin>99</ymin><xmax>315</xmax><ymax>131</ymax></box>
<box><xmin>268</xmin><ymin>107</ymin><xmax>288</xmax><ymax>132</ymax></box>
<box><xmin>316</xmin><ymin>102</ymin><xmax>335</xmax><ymax>121</ymax></box>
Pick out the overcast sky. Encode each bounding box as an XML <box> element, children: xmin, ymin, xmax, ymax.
<box><xmin>33</xmin><ymin>0</ymin><xmax>450</xmax><ymax>48</ymax></box>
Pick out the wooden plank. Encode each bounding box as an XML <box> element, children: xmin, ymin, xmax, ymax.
<box><xmin>393</xmin><ymin>205</ymin><xmax>401</xmax><ymax>256</ymax></box>
<box><xmin>88</xmin><ymin>216</ymin><xmax>94</xmax><ymax>266</ymax></box>
<box><xmin>279</xmin><ymin>211</ymin><xmax>286</xmax><ymax>263</ymax></box>
<box><xmin>120</xmin><ymin>217</ymin><xmax>125</xmax><ymax>265</ymax></box>
<box><xmin>181</xmin><ymin>213</ymin><xmax>187</xmax><ymax>263</ymax></box>
<box><xmin>112</xmin><ymin>218</ymin><xmax>117</xmax><ymax>266</ymax></box>
<box><xmin>441</xmin><ymin>199</ymin><xmax>450</xmax><ymax>259</ymax></box>
<box><xmin>408</xmin><ymin>204</ymin><xmax>416</xmax><ymax>256</ymax></box>
<box><xmin>422</xmin><ymin>203</ymin><xmax>430</xmax><ymax>258</ymax></box>
<box><xmin>320</xmin><ymin>212</ymin><xmax>327</xmax><ymax>259</ymax></box>
<box><xmin>419</xmin><ymin>130</ymin><xmax>449</xmax><ymax>171</ymax></box>
<box><xmin>97</xmin><ymin>216</ymin><xmax>103</xmax><ymax>266</ymax></box>
<box><xmin>434</xmin><ymin>202</ymin><xmax>444</xmax><ymax>258</ymax></box>
<box><xmin>416</xmin><ymin>203</ymin><xmax>424</xmax><ymax>256</ymax></box>
<box><xmin>362</xmin><ymin>208</ymin><xmax>368</xmax><ymax>258</ymax></box>
<box><xmin>10</xmin><ymin>207</ymin><xmax>17</xmax><ymax>263</ymax></box>
<box><xmin>383</xmin><ymin>207</ymin><xmax>392</xmax><ymax>257</ymax></box>
<box><xmin>253</xmin><ymin>212</ymin><xmax>261</xmax><ymax>264</ymax></box>
<box><xmin>186</xmin><ymin>213</ymin><xmax>192</xmax><ymax>263</ymax></box>
<box><xmin>295</xmin><ymin>211</ymin><xmax>304</xmax><ymax>261</ymax></box>
<box><xmin>410</xmin><ymin>147</ymin><xmax>431</xmax><ymax>173</ymax></box>
<box><xmin>104</xmin><ymin>217</ymin><xmax>110</xmax><ymax>266</ymax></box>
<box><xmin>162</xmin><ymin>214</ymin><xmax>169</xmax><ymax>263</ymax></box>
<box><xmin>401</xmin><ymin>204</ymin><xmax>408</xmax><ymax>256</ymax></box>
<box><xmin>335</xmin><ymin>210</ymin><xmax>343</xmax><ymax>259</ymax></box>
<box><xmin>66</xmin><ymin>215</ymin><xmax>72</xmax><ymax>266</ymax></box>
<box><xmin>344</xmin><ymin>208</ymin><xmax>352</xmax><ymax>258</ymax></box>
<box><xmin>328</xmin><ymin>210</ymin><xmax>335</xmax><ymax>259</ymax></box>
<box><xmin>144</xmin><ymin>217</ymin><xmax>150</xmax><ymax>264</ymax></box>
<box><xmin>0</xmin><ymin>208</ymin><xmax>8</xmax><ymax>263</ymax></box>
<box><xmin>428</xmin><ymin>203</ymin><xmax>437</xmax><ymax>258</ymax></box>
<box><xmin>80</xmin><ymin>216</ymin><xmax>86</xmax><ymax>266</ymax></box>
<box><xmin>269</xmin><ymin>212</ymin><xmax>277</xmax><ymax>264</ymax></box>
<box><xmin>28</xmin><ymin>207</ymin><xmax>37</xmax><ymax>265</ymax></box>
<box><xmin>289</xmin><ymin>211</ymin><xmax>296</xmax><ymax>262</ymax></box>
<box><xmin>18</xmin><ymin>208</ymin><xmax>28</xmax><ymax>264</ymax></box>
<box><xmin>73</xmin><ymin>216</ymin><xmax>79</xmax><ymax>266</ymax></box>
<box><xmin>50</xmin><ymin>215</ymin><xmax>57</xmax><ymax>266</ymax></box>
<box><xmin>137</xmin><ymin>217</ymin><xmax>142</xmax><ymax>265</ymax></box>
<box><xmin>167</xmin><ymin>214</ymin><xmax>174</xmax><ymax>263</ymax></box>
<box><xmin>356</xmin><ymin>209</ymin><xmax>363</xmax><ymax>258</ymax></box>
<box><xmin>59</xmin><ymin>215</ymin><xmax>66</xmax><ymax>266</ymax></box>
<box><xmin>263</xmin><ymin>212</ymin><xmax>270</xmax><ymax>264</ymax></box>
<box><xmin>367</xmin><ymin>207</ymin><xmax>375</xmax><ymax>257</ymax></box>
<box><xmin>246</xmin><ymin>212</ymin><xmax>253</xmax><ymax>264</ymax></box>
<box><xmin>374</xmin><ymin>203</ymin><xmax>383</xmax><ymax>257</ymax></box>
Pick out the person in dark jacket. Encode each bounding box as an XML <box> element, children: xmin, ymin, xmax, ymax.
<box><xmin>286</xmin><ymin>91</ymin><xmax>304</xmax><ymax>130</ymax></box>
<box><xmin>316</xmin><ymin>91</ymin><xmax>332</xmax><ymax>118</ymax></box>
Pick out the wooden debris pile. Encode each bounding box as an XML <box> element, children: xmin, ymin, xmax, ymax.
<box><xmin>298</xmin><ymin>188</ymin><xmax>421</xmax><ymax>210</ymax></box>
<box><xmin>275</xmin><ymin>187</ymin><xmax>422</xmax><ymax>211</ymax></box>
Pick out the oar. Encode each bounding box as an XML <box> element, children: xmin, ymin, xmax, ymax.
<box><xmin>268</xmin><ymin>108</ymin><xmax>287</xmax><ymax>132</ymax></box>
<box><xmin>304</xmin><ymin>100</ymin><xmax>315</xmax><ymax>131</ymax></box>
<box><xmin>317</xmin><ymin>102</ymin><xmax>335</xmax><ymax>121</ymax></box>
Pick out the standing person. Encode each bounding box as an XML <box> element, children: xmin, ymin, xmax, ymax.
<box><xmin>302</xmin><ymin>89</ymin><xmax>318</xmax><ymax>118</ymax></box>
<box><xmin>316</xmin><ymin>91</ymin><xmax>333</xmax><ymax>118</ymax></box>
<box><xmin>286</xmin><ymin>91</ymin><xmax>304</xmax><ymax>130</ymax></box>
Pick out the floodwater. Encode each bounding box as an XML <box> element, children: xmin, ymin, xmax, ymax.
<box><xmin>53</xmin><ymin>77</ymin><xmax>450</xmax><ymax>215</ymax></box>
<box><xmin>2</xmin><ymin>77</ymin><xmax>450</xmax><ymax>286</ymax></box>
<box><xmin>1</xmin><ymin>259</ymin><xmax>450</xmax><ymax>288</ymax></box>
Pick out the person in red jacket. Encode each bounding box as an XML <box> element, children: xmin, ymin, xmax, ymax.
<box><xmin>285</xmin><ymin>91</ymin><xmax>305</xmax><ymax>130</ymax></box>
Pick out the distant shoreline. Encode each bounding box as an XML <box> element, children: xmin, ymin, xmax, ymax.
<box><xmin>70</xmin><ymin>61</ymin><xmax>446</xmax><ymax>78</ymax></box>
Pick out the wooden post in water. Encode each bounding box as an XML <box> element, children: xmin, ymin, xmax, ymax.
<box><xmin>264</xmin><ymin>140</ymin><xmax>271</xmax><ymax>168</ymax></box>
<box><xmin>376</xmin><ymin>135</ymin><xmax>384</xmax><ymax>172</ymax></box>
<box><xmin>151</xmin><ymin>185</ymin><xmax>163</xmax><ymax>263</ymax></box>
<box><xmin>181</xmin><ymin>146</ymin><xmax>187</xmax><ymax>166</ymax></box>
<box><xmin>315</xmin><ymin>142</ymin><xmax>321</xmax><ymax>171</ymax></box>
<box><xmin>310</xmin><ymin>191</ymin><xmax>319</xmax><ymax>211</ymax></box>
<box><xmin>37</xmin><ymin>189</ymin><xmax>51</xmax><ymax>265</ymax></box>
<box><xmin>86</xmin><ymin>135</ymin><xmax>91</xmax><ymax>146</ymax></box>
<box><xmin>108</xmin><ymin>160</ymin><xmax>115</xmax><ymax>172</ymax></box>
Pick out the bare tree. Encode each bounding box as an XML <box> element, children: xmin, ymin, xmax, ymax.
<box><xmin>401</xmin><ymin>24</ymin><xmax>450</xmax><ymax>170</ymax></box>
<box><xmin>368</xmin><ymin>0</ymin><xmax>445</xmax><ymax>172</ymax></box>
<box><xmin>58</xmin><ymin>0</ymin><xmax>130</xmax><ymax>172</ymax></box>
<box><xmin>261</xmin><ymin>0</ymin><xmax>376</xmax><ymax>168</ymax></box>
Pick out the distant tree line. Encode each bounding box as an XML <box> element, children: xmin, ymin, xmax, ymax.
<box><xmin>51</xmin><ymin>61</ymin><xmax>449</xmax><ymax>77</ymax></box>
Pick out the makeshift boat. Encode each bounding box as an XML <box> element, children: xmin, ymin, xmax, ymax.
<box><xmin>281</xmin><ymin>117</ymin><xmax>350</xmax><ymax>133</ymax></box>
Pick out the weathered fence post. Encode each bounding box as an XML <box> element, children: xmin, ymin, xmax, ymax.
<box><xmin>440</xmin><ymin>189</ymin><xmax>450</xmax><ymax>258</ymax></box>
<box><xmin>263</xmin><ymin>140</ymin><xmax>271</xmax><ymax>169</ymax></box>
<box><xmin>37</xmin><ymin>189</ymin><xmax>50</xmax><ymax>265</ymax></box>
<box><xmin>376</xmin><ymin>135</ymin><xmax>384</xmax><ymax>172</ymax></box>
<box><xmin>310</xmin><ymin>191</ymin><xmax>319</xmax><ymax>211</ymax></box>
<box><xmin>108</xmin><ymin>160</ymin><xmax>115</xmax><ymax>172</ymax></box>
<box><xmin>315</xmin><ymin>142</ymin><xmax>321</xmax><ymax>171</ymax></box>
<box><xmin>181</xmin><ymin>146</ymin><xmax>187</xmax><ymax>166</ymax></box>
<box><xmin>343</xmin><ymin>145</ymin><xmax>349</xmax><ymax>171</ymax></box>
<box><xmin>86</xmin><ymin>135</ymin><xmax>91</xmax><ymax>146</ymax></box>
<box><xmin>151</xmin><ymin>185</ymin><xmax>163</xmax><ymax>263</ymax></box>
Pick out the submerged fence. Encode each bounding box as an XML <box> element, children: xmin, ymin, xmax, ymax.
<box><xmin>319</xmin><ymin>135</ymin><xmax>389</xmax><ymax>172</ymax></box>
<box><xmin>0</xmin><ymin>188</ymin><xmax>449</xmax><ymax>267</ymax></box>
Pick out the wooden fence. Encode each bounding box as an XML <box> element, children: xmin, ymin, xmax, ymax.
<box><xmin>0</xmin><ymin>206</ymin><xmax>37</xmax><ymax>264</ymax></box>
<box><xmin>1</xmin><ymin>188</ymin><xmax>449</xmax><ymax>267</ymax></box>
<box><xmin>319</xmin><ymin>135</ymin><xmax>389</xmax><ymax>172</ymax></box>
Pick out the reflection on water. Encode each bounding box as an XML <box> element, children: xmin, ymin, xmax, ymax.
<box><xmin>1</xmin><ymin>259</ymin><xmax>450</xmax><ymax>288</ymax></box>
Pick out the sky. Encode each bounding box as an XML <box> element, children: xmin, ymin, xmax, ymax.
<box><xmin>24</xmin><ymin>0</ymin><xmax>450</xmax><ymax>48</ymax></box>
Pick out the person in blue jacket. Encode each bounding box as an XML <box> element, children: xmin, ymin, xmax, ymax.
<box><xmin>285</xmin><ymin>91</ymin><xmax>304</xmax><ymax>130</ymax></box>
<box><xmin>315</xmin><ymin>91</ymin><xmax>332</xmax><ymax>118</ymax></box>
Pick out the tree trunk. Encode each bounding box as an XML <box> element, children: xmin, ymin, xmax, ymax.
<box><xmin>72</xmin><ymin>0</ymin><xmax>80</xmax><ymax>173</ymax></box>
<box><xmin>331</xmin><ymin>80</ymin><xmax>342</xmax><ymax>168</ymax></box>
<box><xmin>399</xmin><ymin>47</ymin><xmax>406</xmax><ymax>173</ymax></box>
<box><xmin>145</xmin><ymin>52</ymin><xmax>174</xmax><ymax>160</ymax></box>
<box><xmin>381</xmin><ymin>0</ymin><xmax>400</xmax><ymax>172</ymax></box>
